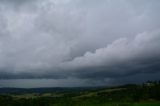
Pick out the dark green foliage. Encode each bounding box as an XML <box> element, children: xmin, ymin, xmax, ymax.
<box><xmin>0</xmin><ymin>81</ymin><xmax>160</xmax><ymax>106</ymax></box>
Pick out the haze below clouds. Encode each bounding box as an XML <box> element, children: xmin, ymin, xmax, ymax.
<box><xmin>0</xmin><ymin>0</ymin><xmax>160</xmax><ymax>87</ymax></box>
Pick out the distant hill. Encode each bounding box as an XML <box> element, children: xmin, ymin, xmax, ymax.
<box><xmin>0</xmin><ymin>81</ymin><xmax>160</xmax><ymax>106</ymax></box>
<box><xmin>0</xmin><ymin>87</ymin><xmax>101</xmax><ymax>94</ymax></box>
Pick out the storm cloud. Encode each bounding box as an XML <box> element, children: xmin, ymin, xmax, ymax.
<box><xmin>0</xmin><ymin>0</ymin><xmax>160</xmax><ymax>87</ymax></box>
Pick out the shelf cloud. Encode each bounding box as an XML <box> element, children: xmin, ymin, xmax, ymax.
<box><xmin>0</xmin><ymin>0</ymin><xmax>160</xmax><ymax>87</ymax></box>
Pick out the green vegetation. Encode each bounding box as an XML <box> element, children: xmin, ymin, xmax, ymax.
<box><xmin>0</xmin><ymin>81</ymin><xmax>160</xmax><ymax>106</ymax></box>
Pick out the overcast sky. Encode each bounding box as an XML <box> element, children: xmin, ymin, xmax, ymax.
<box><xmin>0</xmin><ymin>0</ymin><xmax>160</xmax><ymax>88</ymax></box>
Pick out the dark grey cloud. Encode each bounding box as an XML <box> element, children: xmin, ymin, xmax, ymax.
<box><xmin>63</xmin><ymin>30</ymin><xmax>160</xmax><ymax>79</ymax></box>
<box><xmin>0</xmin><ymin>0</ymin><xmax>36</xmax><ymax>5</ymax></box>
<box><xmin>0</xmin><ymin>0</ymin><xmax>160</xmax><ymax>87</ymax></box>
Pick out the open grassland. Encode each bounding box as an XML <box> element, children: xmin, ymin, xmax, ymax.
<box><xmin>0</xmin><ymin>81</ymin><xmax>160</xmax><ymax>106</ymax></box>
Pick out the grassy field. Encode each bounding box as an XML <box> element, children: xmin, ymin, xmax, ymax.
<box><xmin>127</xmin><ymin>102</ymin><xmax>160</xmax><ymax>106</ymax></box>
<box><xmin>50</xmin><ymin>102</ymin><xmax>160</xmax><ymax>106</ymax></box>
<box><xmin>0</xmin><ymin>81</ymin><xmax>160</xmax><ymax>106</ymax></box>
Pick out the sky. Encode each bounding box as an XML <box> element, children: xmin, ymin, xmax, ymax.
<box><xmin>0</xmin><ymin>0</ymin><xmax>160</xmax><ymax>88</ymax></box>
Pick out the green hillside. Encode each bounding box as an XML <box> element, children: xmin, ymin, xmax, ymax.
<box><xmin>0</xmin><ymin>81</ymin><xmax>160</xmax><ymax>106</ymax></box>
